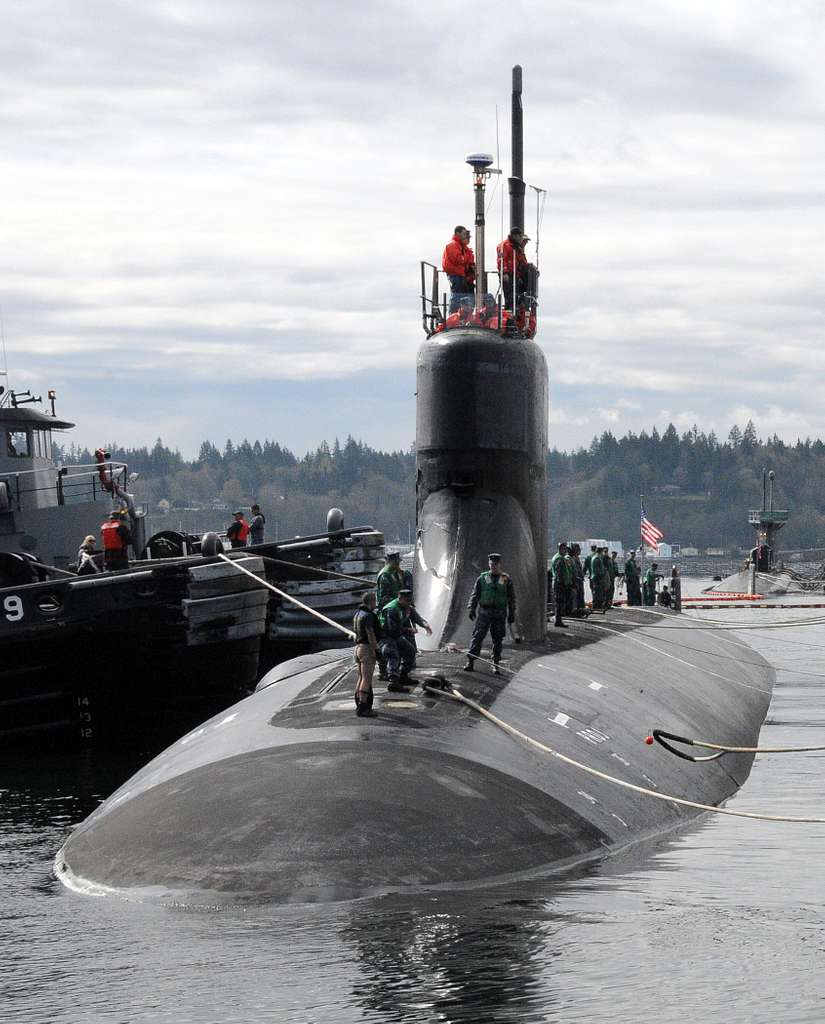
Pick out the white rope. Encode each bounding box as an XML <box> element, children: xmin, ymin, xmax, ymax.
<box><xmin>423</xmin><ymin>684</ymin><xmax>825</xmax><ymax>824</ymax></box>
<box><xmin>218</xmin><ymin>554</ymin><xmax>355</xmax><ymax>640</ymax></box>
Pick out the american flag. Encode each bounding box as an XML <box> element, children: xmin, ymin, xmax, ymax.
<box><xmin>641</xmin><ymin>504</ymin><xmax>664</xmax><ymax>550</ymax></box>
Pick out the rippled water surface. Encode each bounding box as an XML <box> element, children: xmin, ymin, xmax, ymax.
<box><xmin>4</xmin><ymin>592</ymin><xmax>825</xmax><ymax>1023</ymax></box>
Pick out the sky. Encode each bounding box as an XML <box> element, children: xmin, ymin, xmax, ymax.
<box><xmin>2</xmin><ymin>0</ymin><xmax>824</xmax><ymax>457</ymax></box>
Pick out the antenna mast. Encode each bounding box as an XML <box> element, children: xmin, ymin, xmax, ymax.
<box><xmin>509</xmin><ymin>65</ymin><xmax>525</xmax><ymax>233</ymax></box>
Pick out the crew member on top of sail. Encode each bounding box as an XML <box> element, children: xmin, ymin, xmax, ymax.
<box><xmin>435</xmin><ymin>296</ymin><xmax>473</xmax><ymax>333</ymax></box>
<box><xmin>497</xmin><ymin>227</ymin><xmax>533</xmax><ymax>309</ymax></box>
<box><xmin>469</xmin><ymin>293</ymin><xmax>500</xmax><ymax>328</ymax></box>
<box><xmin>442</xmin><ymin>226</ymin><xmax>475</xmax><ymax>312</ymax></box>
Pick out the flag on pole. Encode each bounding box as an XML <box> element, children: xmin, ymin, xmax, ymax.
<box><xmin>641</xmin><ymin>503</ymin><xmax>664</xmax><ymax>550</ymax></box>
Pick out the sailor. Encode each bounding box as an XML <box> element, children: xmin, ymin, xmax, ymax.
<box><xmin>376</xmin><ymin>551</ymin><xmax>412</xmax><ymax>609</ymax></box>
<box><xmin>352</xmin><ymin>591</ymin><xmax>380</xmax><ymax>717</ymax></box>
<box><xmin>624</xmin><ymin>549</ymin><xmax>642</xmax><ymax>606</ymax></box>
<box><xmin>226</xmin><ymin>510</ymin><xmax>250</xmax><ymax>548</ymax></box>
<box><xmin>643</xmin><ymin>562</ymin><xmax>659</xmax><ymax>606</ymax></box>
<box><xmin>605</xmin><ymin>552</ymin><xmax>622</xmax><ymax>606</ymax></box>
<box><xmin>465</xmin><ymin>553</ymin><xmax>516</xmax><ymax>674</ymax></box>
<box><xmin>605</xmin><ymin>550</ymin><xmax>619</xmax><ymax>608</ymax></box>
<box><xmin>589</xmin><ymin>546</ymin><xmax>606</xmax><ymax>611</ymax></box>
<box><xmin>249</xmin><ymin>504</ymin><xmax>266</xmax><ymax>545</ymax></box>
<box><xmin>571</xmin><ymin>543</ymin><xmax>587</xmax><ymax>616</ymax></box>
<box><xmin>375</xmin><ymin>551</ymin><xmax>412</xmax><ymax>680</ymax></box>
<box><xmin>436</xmin><ymin>296</ymin><xmax>473</xmax><ymax>332</ymax></box>
<box><xmin>550</xmin><ymin>541</ymin><xmax>573</xmax><ymax>627</ymax></box>
<box><xmin>379</xmin><ymin>589</ymin><xmax>432</xmax><ymax>691</ymax></box>
<box><xmin>100</xmin><ymin>510</ymin><xmax>131</xmax><ymax>572</ymax></box>
<box><xmin>76</xmin><ymin>535</ymin><xmax>100</xmax><ymax>576</ymax></box>
<box><xmin>469</xmin><ymin>293</ymin><xmax>499</xmax><ymax>328</ymax></box>
<box><xmin>442</xmin><ymin>226</ymin><xmax>476</xmax><ymax>312</ymax></box>
<box><xmin>496</xmin><ymin>227</ymin><xmax>532</xmax><ymax>309</ymax></box>
<box><xmin>658</xmin><ymin>585</ymin><xmax>672</xmax><ymax>608</ymax></box>
<box><xmin>583</xmin><ymin>544</ymin><xmax>597</xmax><ymax>584</ymax></box>
<box><xmin>563</xmin><ymin>544</ymin><xmax>577</xmax><ymax>615</ymax></box>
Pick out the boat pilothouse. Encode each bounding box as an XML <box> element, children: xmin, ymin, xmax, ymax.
<box><xmin>0</xmin><ymin>385</ymin><xmax>145</xmax><ymax>577</ymax></box>
<box><xmin>420</xmin><ymin>66</ymin><xmax>540</xmax><ymax>341</ymax></box>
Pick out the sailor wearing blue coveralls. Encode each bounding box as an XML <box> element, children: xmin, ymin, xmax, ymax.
<box><xmin>379</xmin><ymin>589</ymin><xmax>432</xmax><ymax>692</ymax></box>
<box><xmin>464</xmin><ymin>553</ymin><xmax>516</xmax><ymax>676</ymax></box>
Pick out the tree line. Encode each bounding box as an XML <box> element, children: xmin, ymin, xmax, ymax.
<box><xmin>53</xmin><ymin>420</ymin><xmax>825</xmax><ymax>550</ymax></box>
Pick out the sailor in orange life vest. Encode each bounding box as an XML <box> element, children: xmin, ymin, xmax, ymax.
<box><xmin>442</xmin><ymin>225</ymin><xmax>476</xmax><ymax>312</ymax></box>
<box><xmin>496</xmin><ymin>227</ymin><xmax>533</xmax><ymax>309</ymax></box>
<box><xmin>100</xmin><ymin>509</ymin><xmax>132</xmax><ymax>571</ymax></box>
<box><xmin>226</xmin><ymin>510</ymin><xmax>250</xmax><ymax>548</ymax></box>
<box><xmin>469</xmin><ymin>292</ymin><xmax>500</xmax><ymax>328</ymax></box>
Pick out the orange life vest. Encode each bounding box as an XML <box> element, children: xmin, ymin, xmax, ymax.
<box><xmin>101</xmin><ymin>520</ymin><xmax>125</xmax><ymax>551</ymax></box>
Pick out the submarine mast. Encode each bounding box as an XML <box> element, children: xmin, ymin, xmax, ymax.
<box><xmin>509</xmin><ymin>64</ymin><xmax>525</xmax><ymax>234</ymax></box>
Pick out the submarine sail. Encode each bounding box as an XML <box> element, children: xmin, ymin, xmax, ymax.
<box><xmin>416</xmin><ymin>65</ymin><xmax>547</xmax><ymax>649</ymax></box>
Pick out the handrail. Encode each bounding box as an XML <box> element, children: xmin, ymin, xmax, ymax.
<box><xmin>0</xmin><ymin>460</ymin><xmax>128</xmax><ymax>482</ymax></box>
<box><xmin>0</xmin><ymin>461</ymin><xmax>129</xmax><ymax>512</ymax></box>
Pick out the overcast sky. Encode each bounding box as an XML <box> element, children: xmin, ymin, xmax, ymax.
<box><xmin>3</xmin><ymin>1</ymin><xmax>823</xmax><ymax>457</ymax></box>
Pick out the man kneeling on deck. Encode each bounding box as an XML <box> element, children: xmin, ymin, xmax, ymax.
<box><xmin>379</xmin><ymin>590</ymin><xmax>432</xmax><ymax>692</ymax></box>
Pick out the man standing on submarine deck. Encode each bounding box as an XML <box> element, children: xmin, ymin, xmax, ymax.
<box><xmin>465</xmin><ymin>553</ymin><xmax>516</xmax><ymax>675</ymax></box>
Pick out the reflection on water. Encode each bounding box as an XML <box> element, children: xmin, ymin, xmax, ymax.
<box><xmin>4</xmin><ymin>600</ymin><xmax>825</xmax><ymax>1022</ymax></box>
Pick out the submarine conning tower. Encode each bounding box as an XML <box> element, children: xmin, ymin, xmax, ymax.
<box><xmin>415</xmin><ymin>65</ymin><xmax>548</xmax><ymax>649</ymax></box>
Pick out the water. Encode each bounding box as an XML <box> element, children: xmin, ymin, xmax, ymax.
<box><xmin>4</xmin><ymin>590</ymin><xmax>825</xmax><ymax>1023</ymax></box>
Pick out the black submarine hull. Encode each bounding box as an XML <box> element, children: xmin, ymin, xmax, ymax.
<box><xmin>55</xmin><ymin>612</ymin><xmax>773</xmax><ymax>904</ymax></box>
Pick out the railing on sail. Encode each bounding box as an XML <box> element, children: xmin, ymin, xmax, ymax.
<box><xmin>419</xmin><ymin>261</ymin><xmax>538</xmax><ymax>339</ymax></box>
<box><xmin>420</xmin><ymin>261</ymin><xmax>447</xmax><ymax>335</ymax></box>
<box><xmin>0</xmin><ymin>461</ymin><xmax>129</xmax><ymax>511</ymax></box>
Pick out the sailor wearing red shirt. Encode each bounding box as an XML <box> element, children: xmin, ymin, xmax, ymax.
<box><xmin>496</xmin><ymin>227</ymin><xmax>532</xmax><ymax>308</ymax></box>
<box><xmin>226</xmin><ymin>510</ymin><xmax>250</xmax><ymax>548</ymax></box>
<box><xmin>100</xmin><ymin>509</ymin><xmax>132</xmax><ymax>571</ymax></box>
<box><xmin>442</xmin><ymin>225</ymin><xmax>476</xmax><ymax>312</ymax></box>
<box><xmin>469</xmin><ymin>293</ymin><xmax>500</xmax><ymax>328</ymax></box>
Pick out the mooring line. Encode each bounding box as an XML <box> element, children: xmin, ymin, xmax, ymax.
<box><xmin>422</xmin><ymin>684</ymin><xmax>825</xmax><ymax>824</ymax></box>
<box><xmin>218</xmin><ymin>554</ymin><xmax>355</xmax><ymax>639</ymax></box>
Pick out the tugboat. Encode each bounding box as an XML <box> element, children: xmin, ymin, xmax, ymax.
<box><xmin>0</xmin><ymin>386</ymin><xmax>382</xmax><ymax>744</ymax></box>
<box><xmin>56</xmin><ymin>67</ymin><xmax>775</xmax><ymax>904</ymax></box>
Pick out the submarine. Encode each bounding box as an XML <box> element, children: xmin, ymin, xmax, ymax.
<box><xmin>55</xmin><ymin>68</ymin><xmax>774</xmax><ymax>905</ymax></box>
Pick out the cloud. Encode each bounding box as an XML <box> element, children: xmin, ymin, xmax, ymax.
<box><xmin>0</xmin><ymin>1</ymin><xmax>823</xmax><ymax>456</ymax></box>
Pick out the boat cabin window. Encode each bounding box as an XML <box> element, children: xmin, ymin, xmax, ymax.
<box><xmin>6</xmin><ymin>430</ymin><xmax>29</xmax><ymax>457</ymax></box>
<box><xmin>33</xmin><ymin>429</ymin><xmax>52</xmax><ymax>458</ymax></box>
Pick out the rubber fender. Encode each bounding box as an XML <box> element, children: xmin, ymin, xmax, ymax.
<box><xmin>0</xmin><ymin>551</ymin><xmax>35</xmax><ymax>588</ymax></box>
<box><xmin>200</xmin><ymin>532</ymin><xmax>224</xmax><ymax>557</ymax></box>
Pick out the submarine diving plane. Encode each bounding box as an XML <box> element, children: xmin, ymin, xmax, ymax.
<box><xmin>55</xmin><ymin>68</ymin><xmax>774</xmax><ymax>905</ymax></box>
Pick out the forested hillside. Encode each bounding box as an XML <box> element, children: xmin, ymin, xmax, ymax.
<box><xmin>548</xmin><ymin>422</ymin><xmax>824</xmax><ymax>550</ymax></box>
<box><xmin>54</xmin><ymin>420</ymin><xmax>825</xmax><ymax>550</ymax></box>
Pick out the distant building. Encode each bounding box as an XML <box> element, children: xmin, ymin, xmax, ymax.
<box><xmin>681</xmin><ymin>546</ymin><xmax>699</xmax><ymax>557</ymax></box>
<box><xmin>572</xmin><ymin>538</ymin><xmax>625</xmax><ymax>559</ymax></box>
<box><xmin>705</xmin><ymin>547</ymin><xmax>726</xmax><ymax>557</ymax></box>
